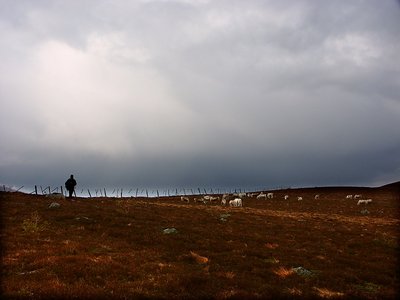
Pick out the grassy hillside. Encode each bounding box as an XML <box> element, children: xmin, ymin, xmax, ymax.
<box><xmin>1</xmin><ymin>186</ymin><xmax>399</xmax><ymax>299</ymax></box>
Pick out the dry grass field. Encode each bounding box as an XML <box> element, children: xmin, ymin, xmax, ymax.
<box><xmin>1</xmin><ymin>183</ymin><xmax>399</xmax><ymax>299</ymax></box>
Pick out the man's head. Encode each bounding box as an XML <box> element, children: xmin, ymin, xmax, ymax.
<box><xmin>70</xmin><ymin>175</ymin><xmax>74</xmax><ymax>179</ymax></box>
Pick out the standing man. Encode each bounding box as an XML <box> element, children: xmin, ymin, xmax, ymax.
<box><xmin>65</xmin><ymin>174</ymin><xmax>77</xmax><ymax>198</ymax></box>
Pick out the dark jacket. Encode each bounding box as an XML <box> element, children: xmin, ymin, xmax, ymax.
<box><xmin>65</xmin><ymin>178</ymin><xmax>77</xmax><ymax>191</ymax></box>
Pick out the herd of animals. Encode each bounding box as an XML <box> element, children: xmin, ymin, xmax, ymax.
<box><xmin>180</xmin><ymin>192</ymin><xmax>374</xmax><ymax>207</ymax></box>
<box><xmin>43</xmin><ymin>189</ymin><xmax>375</xmax><ymax>207</ymax></box>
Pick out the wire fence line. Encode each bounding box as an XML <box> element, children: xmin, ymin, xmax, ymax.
<box><xmin>2</xmin><ymin>184</ymin><xmax>293</xmax><ymax>198</ymax></box>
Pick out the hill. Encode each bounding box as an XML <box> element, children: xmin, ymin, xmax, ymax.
<box><xmin>380</xmin><ymin>180</ymin><xmax>400</xmax><ymax>189</ymax></box>
<box><xmin>1</xmin><ymin>185</ymin><xmax>399</xmax><ymax>299</ymax></box>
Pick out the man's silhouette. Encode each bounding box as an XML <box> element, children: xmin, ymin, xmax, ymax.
<box><xmin>65</xmin><ymin>175</ymin><xmax>77</xmax><ymax>198</ymax></box>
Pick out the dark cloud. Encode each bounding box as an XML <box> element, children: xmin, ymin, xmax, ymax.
<box><xmin>1</xmin><ymin>0</ymin><xmax>399</xmax><ymax>191</ymax></box>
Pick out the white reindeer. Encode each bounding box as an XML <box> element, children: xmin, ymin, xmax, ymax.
<box><xmin>257</xmin><ymin>192</ymin><xmax>267</xmax><ymax>200</ymax></box>
<box><xmin>267</xmin><ymin>193</ymin><xmax>274</xmax><ymax>199</ymax></box>
<box><xmin>180</xmin><ymin>196</ymin><xmax>189</xmax><ymax>203</ymax></box>
<box><xmin>194</xmin><ymin>198</ymin><xmax>206</xmax><ymax>204</ymax></box>
<box><xmin>209</xmin><ymin>196</ymin><xmax>219</xmax><ymax>202</ymax></box>
<box><xmin>357</xmin><ymin>199</ymin><xmax>372</xmax><ymax>205</ymax></box>
<box><xmin>229</xmin><ymin>198</ymin><xmax>243</xmax><ymax>207</ymax></box>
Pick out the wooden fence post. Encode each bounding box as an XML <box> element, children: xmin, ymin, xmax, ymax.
<box><xmin>87</xmin><ymin>189</ymin><xmax>91</xmax><ymax>198</ymax></box>
<box><xmin>104</xmin><ymin>188</ymin><xmax>107</xmax><ymax>197</ymax></box>
<box><xmin>157</xmin><ymin>190</ymin><xmax>159</xmax><ymax>197</ymax></box>
<box><xmin>35</xmin><ymin>186</ymin><xmax>38</xmax><ymax>195</ymax></box>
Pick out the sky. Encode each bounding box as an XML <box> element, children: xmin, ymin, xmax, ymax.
<box><xmin>1</xmin><ymin>0</ymin><xmax>400</xmax><ymax>193</ymax></box>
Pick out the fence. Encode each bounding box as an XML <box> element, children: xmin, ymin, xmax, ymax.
<box><xmin>2</xmin><ymin>184</ymin><xmax>293</xmax><ymax>198</ymax></box>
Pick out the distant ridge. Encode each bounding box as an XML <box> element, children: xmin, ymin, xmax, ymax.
<box><xmin>379</xmin><ymin>181</ymin><xmax>400</xmax><ymax>189</ymax></box>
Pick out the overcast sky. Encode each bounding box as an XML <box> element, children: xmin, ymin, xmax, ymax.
<box><xmin>1</xmin><ymin>0</ymin><xmax>400</xmax><ymax>192</ymax></box>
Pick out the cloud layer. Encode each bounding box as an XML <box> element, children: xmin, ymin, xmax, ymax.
<box><xmin>1</xmin><ymin>0</ymin><xmax>400</xmax><ymax>190</ymax></box>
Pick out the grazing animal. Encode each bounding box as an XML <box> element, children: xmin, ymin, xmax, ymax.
<box><xmin>200</xmin><ymin>195</ymin><xmax>219</xmax><ymax>203</ymax></box>
<box><xmin>221</xmin><ymin>194</ymin><xmax>229</xmax><ymax>205</ymax></box>
<box><xmin>357</xmin><ymin>199</ymin><xmax>372</xmax><ymax>205</ymax></box>
<box><xmin>209</xmin><ymin>196</ymin><xmax>219</xmax><ymax>202</ymax></box>
<box><xmin>194</xmin><ymin>198</ymin><xmax>206</xmax><ymax>204</ymax></box>
<box><xmin>314</xmin><ymin>194</ymin><xmax>320</xmax><ymax>200</ymax></box>
<box><xmin>267</xmin><ymin>193</ymin><xmax>274</xmax><ymax>199</ymax></box>
<box><xmin>229</xmin><ymin>198</ymin><xmax>243</xmax><ymax>207</ymax></box>
<box><xmin>257</xmin><ymin>192</ymin><xmax>267</xmax><ymax>200</ymax></box>
<box><xmin>354</xmin><ymin>194</ymin><xmax>362</xmax><ymax>199</ymax></box>
<box><xmin>180</xmin><ymin>196</ymin><xmax>189</xmax><ymax>203</ymax></box>
<box><xmin>346</xmin><ymin>195</ymin><xmax>353</xmax><ymax>199</ymax></box>
<box><xmin>297</xmin><ymin>196</ymin><xmax>303</xmax><ymax>201</ymax></box>
<box><xmin>284</xmin><ymin>195</ymin><xmax>289</xmax><ymax>200</ymax></box>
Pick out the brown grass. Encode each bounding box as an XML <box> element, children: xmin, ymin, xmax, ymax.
<box><xmin>313</xmin><ymin>287</ymin><xmax>345</xmax><ymax>298</ymax></box>
<box><xmin>273</xmin><ymin>267</ymin><xmax>295</xmax><ymax>278</ymax></box>
<box><xmin>1</xmin><ymin>185</ymin><xmax>399</xmax><ymax>299</ymax></box>
<box><xmin>189</xmin><ymin>251</ymin><xmax>209</xmax><ymax>265</ymax></box>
